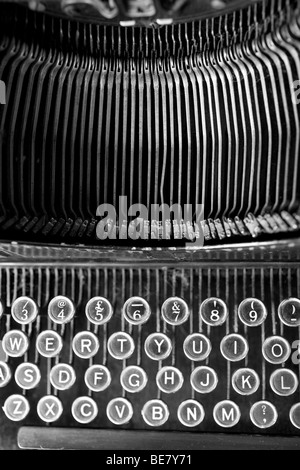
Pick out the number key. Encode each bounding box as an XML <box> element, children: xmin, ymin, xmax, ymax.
<box><xmin>238</xmin><ymin>298</ymin><xmax>267</xmax><ymax>327</ymax></box>
<box><xmin>161</xmin><ymin>297</ymin><xmax>190</xmax><ymax>326</ymax></box>
<box><xmin>11</xmin><ymin>297</ymin><xmax>38</xmax><ymax>325</ymax></box>
<box><xmin>48</xmin><ymin>296</ymin><xmax>75</xmax><ymax>324</ymax></box>
<box><xmin>123</xmin><ymin>297</ymin><xmax>151</xmax><ymax>325</ymax></box>
<box><xmin>200</xmin><ymin>298</ymin><xmax>228</xmax><ymax>326</ymax></box>
<box><xmin>85</xmin><ymin>297</ymin><xmax>113</xmax><ymax>325</ymax></box>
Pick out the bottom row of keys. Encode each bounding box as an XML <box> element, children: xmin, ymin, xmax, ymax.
<box><xmin>2</xmin><ymin>395</ymin><xmax>300</xmax><ymax>430</ymax></box>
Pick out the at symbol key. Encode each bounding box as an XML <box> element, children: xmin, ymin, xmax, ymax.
<box><xmin>278</xmin><ymin>298</ymin><xmax>300</xmax><ymax>327</ymax></box>
<box><xmin>48</xmin><ymin>296</ymin><xmax>75</xmax><ymax>324</ymax></box>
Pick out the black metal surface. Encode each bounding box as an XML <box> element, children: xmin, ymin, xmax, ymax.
<box><xmin>0</xmin><ymin>240</ymin><xmax>300</xmax><ymax>449</ymax></box>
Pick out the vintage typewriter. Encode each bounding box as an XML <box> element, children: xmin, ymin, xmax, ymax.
<box><xmin>1</xmin><ymin>0</ymin><xmax>300</xmax><ymax>450</ymax></box>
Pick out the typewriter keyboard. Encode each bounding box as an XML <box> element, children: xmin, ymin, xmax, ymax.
<box><xmin>1</xmin><ymin>262</ymin><xmax>300</xmax><ymax>438</ymax></box>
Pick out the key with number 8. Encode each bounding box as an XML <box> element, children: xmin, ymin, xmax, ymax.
<box><xmin>200</xmin><ymin>298</ymin><xmax>228</xmax><ymax>326</ymax></box>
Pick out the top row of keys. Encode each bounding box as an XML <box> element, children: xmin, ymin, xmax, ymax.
<box><xmin>2</xmin><ymin>296</ymin><xmax>300</xmax><ymax>328</ymax></box>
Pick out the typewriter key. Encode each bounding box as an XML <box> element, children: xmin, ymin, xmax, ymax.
<box><xmin>290</xmin><ymin>404</ymin><xmax>300</xmax><ymax>430</ymax></box>
<box><xmin>15</xmin><ymin>362</ymin><xmax>41</xmax><ymax>390</ymax></box>
<box><xmin>220</xmin><ymin>334</ymin><xmax>249</xmax><ymax>362</ymax></box>
<box><xmin>141</xmin><ymin>400</ymin><xmax>169</xmax><ymax>427</ymax></box>
<box><xmin>200</xmin><ymin>298</ymin><xmax>228</xmax><ymax>326</ymax></box>
<box><xmin>123</xmin><ymin>297</ymin><xmax>151</xmax><ymax>325</ymax></box>
<box><xmin>50</xmin><ymin>363</ymin><xmax>76</xmax><ymax>390</ymax></box>
<box><xmin>144</xmin><ymin>333</ymin><xmax>172</xmax><ymax>361</ymax></box>
<box><xmin>72</xmin><ymin>397</ymin><xmax>98</xmax><ymax>424</ymax></box>
<box><xmin>177</xmin><ymin>400</ymin><xmax>205</xmax><ymax>428</ymax></box>
<box><xmin>85</xmin><ymin>297</ymin><xmax>113</xmax><ymax>325</ymax></box>
<box><xmin>3</xmin><ymin>394</ymin><xmax>30</xmax><ymax>421</ymax></box>
<box><xmin>106</xmin><ymin>398</ymin><xmax>133</xmax><ymax>425</ymax></box>
<box><xmin>190</xmin><ymin>366</ymin><xmax>218</xmax><ymax>394</ymax></box>
<box><xmin>48</xmin><ymin>296</ymin><xmax>75</xmax><ymax>324</ymax></box>
<box><xmin>2</xmin><ymin>330</ymin><xmax>29</xmax><ymax>357</ymax></box>
<box><xmin>84</xmin><ymin>365</ymin><xmax>111</xmax><ymax>392</ymax></box>
<box><xmin>36</xmin><ymin>330</ymin><xmax>63</xmax><ymax>358</ymax></box>
<box><xmin>11</xmin><ymin>296</ymin><xmax>38</xmax><ymax>325</ymax></box>
<box><xmin>238</xmin><ymin>298</ymin><xmax>267</xmax><ymax>327</ymax></box>
<box><xmin>0</xmin><ymin>361</ymin><xmax>11</xmax><ymax>387</ymax></box>
<box><xmin>262</xmin><ymin>336</ymin><xmax>291</xmax><ymax>364</ymax></box>
<box><xmin>107</xmin><ymin>332</ymin><xmax>135</xmax><ymax>360</ymax></box>
<box><xmin>231</xmin><ymin>368</ymin><xmax>260</xmax><ymax>396</ymax></box>
<box><xmin>156</xmin><ymin>366</ymin><xmax>184</xmax><ymax>394</ymax></box>
<box><xmin>213</xmin><ymin>401</ymin><xmax>241</xmax><ymax>428</ymax></box>
<box><xmin>161</xmin><ymin>297</ymin><xmax>190</xmax><ymax>326</ymax></box>
<box><xmin>269</xmin><ymin>369</ymin><xmax>299</xmax><ymax>397</ymax></box>
<box><xmin>72</xmin><ymin>331</ymin><xmax>100</xmax><ymax>359</ymax></box>
<box><xmin>120</xmin><ymin>366</ymin><xmax>148</xmax><ymax>393</ymax></box>
<box><xmin>37</xmin><ymin>395</ymin><xmax>63</xmax><ymax>423</ymax></box>
<box><xmin>278</xmin><ymin>298</ymin><xmax>300</xmax><ymax>327</ymax></box>
<box><xmin>183</xmin><ymin>334</ymin><xmax>211</xmax><ymax>361</ymax></box>
<box><xmin>250</xmin><ymin>401</ymin><xmax>278</xmax><ymax>429</ymax></box>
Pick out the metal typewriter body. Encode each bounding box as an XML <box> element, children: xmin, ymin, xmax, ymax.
<box><xmin>1</xmin><ymin>0</ymin><xmax>300</xmax><ymax>450</ymax></box>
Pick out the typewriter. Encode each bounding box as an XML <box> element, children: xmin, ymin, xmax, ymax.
<box><xmin>1</xmin><ymin>0</ymin><xmax>300</xmax><ymax>450</ymax></box>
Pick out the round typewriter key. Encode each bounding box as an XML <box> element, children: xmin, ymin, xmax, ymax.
<box><xmin>220</xmin><ymin>334</ymin><xmax>249</xmax><ymax>362</ymax></box>
<box><xmin>238</xmin><ymin>298</ymin><xmax>267</xmax><ymax>327</ymax></box>
<box><xmin>262</xmin><ymin>336</ymin><xmax>291</xmax><ymax>364</ymax></box>
<box><xmin>141</xmin><ymin>400</ymin><xmax>169</xmax><ymax>427</ymax></box>
<box><xmin>85</xmin><ymin>297</ymin><xmax>113</xmax><ymax>326</ymax></box>
<box><xmin>190</xmin><ymin>366</ymin><xmax>218</xmax><ymax>394</ymax></box>
<box><xmin>177</xmin><ymin>400</ymin><xmax>205</xmax><ymax>427</ymax></box>
<box><xmin>232</xmin><ymin>368</ymin><xmax>260</xmax><ymax>396</ymax></box>
<box><xmin>0</xmin><ymin>361</ymin><xmax>12</xmax><ymax>387</ymax></box>
<box><xmin>15</xmin><ymin>362</ymin><xmax>41</xmax><ymax>390</ymax></box>
<box><xmin>161</xmin><ymin>297</ymin><xmax>190</xmax><ymax>326</ymax></box>
<box><xmin>250</xmin><ymin>401</ymin><xmax>278</xmax><ymax>429</ymax></box>
<box><xmin>2</xmin><ymin>330</ymin><xmax>29</xmax><ymax>357</ymax></box>
<box><xmin>123</xmin><ymin>297</ymin><xmax>151</xmax><ymax>325</ymax></box>
<box><xmin>72</xmin><ymin>331</ymin><xmax>100</xmax><ymax>359</ymax></box>
<box><xmin>183</xmin><ymin>334</ymin><xmax>212</xmax><ymax>362</ymax></box>
<box><xmin>50</xmin><ymin>363</ymin><xmax>76</xmax><ymax>390</ymax></box>
<box><xmin>278</xmin><ymin>298</ymin><xmax>300</xmax><ymax>327</ymax></box>
<box><xmin>107</xmin><ymin>332</ymin><xmax>135</xmax><ymax>360</ymax></box>
<box><xmin>269</xmin><ymin>369</ymin><xmax>298</xmax><ymax>396</ymax></box>
<box><xmin>48</xmin><ymin>295</ymin><xmax>75</xmax><ymax>324</ymax></box>
<box><xmin>72</xmin><ymin>396</ymin><xmax>98</xmax><ymax>424</ymax></box>
<box><xmin>156</xmin><ymin>366</ymin><xmax>184</xmax><ymax>394</ymax></box>
<box><xmin>36</xmin><ymin>330</ymin><xmax>63</xmax><ymax>358</ymax></box>
<box><xmin>200</xmin><ymin>298</ymin><xmax>228</xmax><ymax>327</ymax></box>
<box><xmin>213</xmin><ymin>401</ymin><xmax>241</xmax><ymax>428</ymax></box>
<box><xmin>84</xmin><ymin>365</ymin><xmax>111</xmax><ymax>392</ymax></box>
<box><xmin>37</xmin><ymin>395</ymin><xmax>63</xmax><ymax>423</ymax></box>
<box><xmin>3</xmin><ymin>394</ymin><xmax>30</xmax><ymax>421</ymax></box>
<box><xmin>11</xmin><ymin>296</ymin><xmax>38</xmax><ymax>325</ymax></box>
<box><xmin>144</xmin><ymin>333</ymin><xmax>172</xmax><ymax>361</ymax></box>
<box><xmin>106</xmin><ymin>398</ymin><xmax>133</xmax><ymax>425</ymax></box>
<box><xmin>120</xmin><ymin>366</ymin><xmax>148</xmax><ymax>393</ymax></box>
<box><xmin>290</xmin><ymin>403</ymin><xmax>300</xmax><ymax>430</ymax></box>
